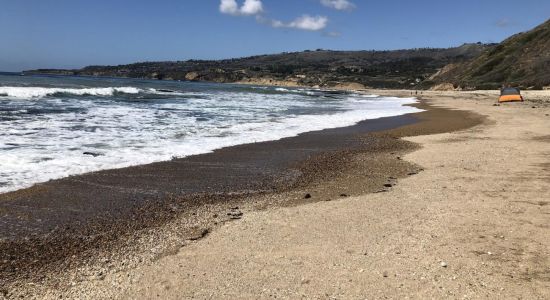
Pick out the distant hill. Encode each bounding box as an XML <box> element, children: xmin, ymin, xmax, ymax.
<box><xmin>24</xmin><ymin>20</ymin><xmax>550</xmax><ymax>90</ymax></box>
<box><xmin>431</xmin><ymin>19</ymin><xmax>550</xmax><ymax>90</ymax></box>
<box><xmin>25</xmin><ymin>44</ymin><xmax>490</xmax><ymax>89</ymax></box>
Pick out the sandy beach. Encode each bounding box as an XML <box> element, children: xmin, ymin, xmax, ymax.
<box><xmin>3</xmin><ymin>90</ymin><xmax>550</xmax><ymax>299</ymax></box>
<box><xmin>2</xmin><ymin>2</ymin><xmax>549</xmax><ymax>299</ymax></box>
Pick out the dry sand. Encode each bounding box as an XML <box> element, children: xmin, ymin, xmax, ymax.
<box><xmin>11</xmin><ymin>91</ymin><xmax>550</xmax><ymax>299</ymax></box>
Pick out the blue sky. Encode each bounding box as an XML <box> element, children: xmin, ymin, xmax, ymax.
<box><xmin>0</xmin><ymin>0</ymin><xmax>548</xmax><ymax>71</ymax></box>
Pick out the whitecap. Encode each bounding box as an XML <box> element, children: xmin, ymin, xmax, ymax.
<box><xmin>0</xmin><ymin>86</ymin><xmax>142</xmax><ymax>99</ymax></box>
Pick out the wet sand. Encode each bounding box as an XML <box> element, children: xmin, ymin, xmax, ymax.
<box><xmin>1</xmin><ymin>96</ymin><xmax>485</xmax><ymax>298</ymax></box>
<box><xmin>0</xmin><ymin>112</ymin><xmax>418</xmax><ymax>239</ymax></box>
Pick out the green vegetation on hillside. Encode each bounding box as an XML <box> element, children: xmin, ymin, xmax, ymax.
<box><xmin>25</xmin><ymin>45</ymin><xmax>489</xmax><ymax>89</ymax></box>
<box><xmin>431</xmin><ymin>19</ymin><xmax>550</xmax><ymax>89</ymax></box>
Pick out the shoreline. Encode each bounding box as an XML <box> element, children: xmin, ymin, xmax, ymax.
<box><xmin>57</xmin><ymin>90</ymin><xmax>550</xmax><ymax>299</ymax></box>
<box><xmin>1</xmin><ymin>96</ymin><xmax>485</xmax><ymax>297</ymax></box>
<box><xmin>0</xmin><ymin>81</ymin><xmax>413</xmax><ymax>196</ymax></box>
<box><xmin>0</xmin><ymin>100</ymin><xmax>422</xmax><ymax>285</ymax></box>
<box><xmin>0</xmin><ymin>107</ymin><xmax>419</xmax><ymax>236</ymax></box>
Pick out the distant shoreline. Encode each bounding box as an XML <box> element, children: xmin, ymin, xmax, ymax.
<box><xmin>18</xmin><ymin>43</ymin><xmax>498</xmax><ymax>90</ymax></box>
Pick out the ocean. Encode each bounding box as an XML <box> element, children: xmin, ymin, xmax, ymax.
<box><xmin>0</xmin><ymin>73</ymin><xmax>421</xmax><ymax>193</ymax></box>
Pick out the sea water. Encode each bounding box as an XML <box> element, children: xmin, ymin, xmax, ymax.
<box><xmin>0</xmin><ymin>73</ymin><xmax>421</xmax><ymax>193</ymax></box>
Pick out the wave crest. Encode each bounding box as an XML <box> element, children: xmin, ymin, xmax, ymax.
<box><xmin>0</xmin><ymin>86</ymin><xmax>142</xmax><ymax>99</ymax></box>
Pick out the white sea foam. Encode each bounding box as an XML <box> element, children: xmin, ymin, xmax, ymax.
<box><xmin>273</xmin><ymin>87</ymin><xmax>319</xmax><ymax>95</ymax></box>
<box><xmin>275</xmin><ymin>87</ymin><xmax>290</xmax><ymax>92</ymax></box>
<box><xmin>0</xmin><ymin>86</ymin><xmax>142</xmax><ymax>99</ymax></box>
<box><xmin>0</xmin><ymin>84</ymin><xmax>421</xmax><ymax>193</ymax></box>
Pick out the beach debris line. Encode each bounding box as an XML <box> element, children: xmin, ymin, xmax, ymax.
<box><xmin>407</xmin><ymin>168</ymin><xmax>424</xmax><ymax>176</ymax></box>
<box><xmin>227</xmin><ymin>207</ymin><xmax>243</xmax><ymax>219</ymax></box>
<box><xmin>187</xmin><ymin>227</ymin><xmax>210</xmax><ymax>241</ymax></box>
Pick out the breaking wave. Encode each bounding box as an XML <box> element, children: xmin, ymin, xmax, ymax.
<box><xmin>0</xmin><ymin>75</ymin><xmax>422</xmax><ymax>193</ymax></box>
<box><xmin>0</xmin><ymin>86</ymin><xmax>143</xmax><ymax>99</ymax></box>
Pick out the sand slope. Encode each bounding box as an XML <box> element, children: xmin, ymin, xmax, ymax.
<box><xmin>35</xmin><ymin>91</ymin><xmax>550</xmax><ymax>299</ymax></box>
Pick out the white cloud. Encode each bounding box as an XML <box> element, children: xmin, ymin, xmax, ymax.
<box><xmin>287</xmin><ymin>15</ymin><xmax>328</xmax><ymax>31</ymax></box>
<box><xmin>265</xmin><ymin>15</ymin><xmax>329</xmax><ymax>31</ymax></box>
<box><xmin>321</xmin><ymin>0</ymin><xmax>356</xmax><ymax>11</ymax></box>
<box><xmin>221</xmin><ymin>1</ymin><xmax>328</xmax><ymax>32</ymax></box>
<box><xmin>220</xmin><ymin>0</ymin><xmax>239</xmax><ymax>15</ymax></box>
<box><xmin>240</xmin><ymin>0</ymin><xmax>263</xmax><ymax>15</ymax></box>
<box><xmin>265</xmin><ymin>18</ymin><xmax>285</xmax><ymax>28</ymax></box>
<box><xmin>219</xmin><ymin>0</ymin><xmax>263</xmax><ymax>16</ymax></box>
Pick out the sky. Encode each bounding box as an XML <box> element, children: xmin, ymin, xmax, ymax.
<box><xmin>0</xmin><ymin>0</ymin><xmax>549</xmax><ymax>71</ymax></box>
